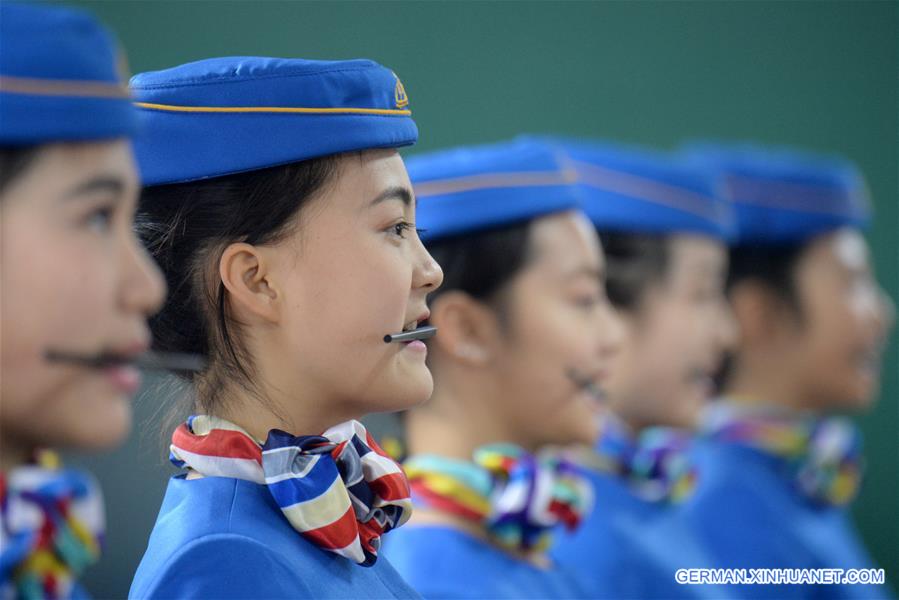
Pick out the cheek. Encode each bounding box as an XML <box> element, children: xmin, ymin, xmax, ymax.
<box><xmin>1</xmin><ymin>225</ymin><xmax>117</xmax><ymax>408</ymax></box>
<box><xmin>290</xmin><ymin>235</ymin><xmax>411</xmax><ymax>347</ymax></box>
<box><xmin>501</xmin><ymin>299</ymin><xmax>595</xmax><ymax>411</ymax></box>
<box><xmin>3</xmin><ymin>377</ymin><xmax>132</xmax><ymax>449</ymax></box>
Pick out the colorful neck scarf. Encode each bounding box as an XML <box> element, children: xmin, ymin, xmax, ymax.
<box><xmin>404</xmin><ymin>443</ymin><xmax>593</xmax><ymax>553</ymax></box>
<box><xmin>584</xmin><ymin>415</ymin><xmax>697</xmax><ymax>503</ymax></box>
<box><xmin>0</xmin><ymin>451</ymin><xmax>104</xmax><ymax>600</ymax></box>
<box><xmin>702</xmin><ymin>403</ymin><xmax>863</xmax><ymax>506</ymax></box>
<box><xmin>169</xmin><ymin>415</ymin><xmax>412</xmax><ymax>566</ymax></box>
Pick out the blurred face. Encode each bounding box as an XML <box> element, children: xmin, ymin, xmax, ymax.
<box><xmin>788</xmin><ymin>229</ymin><xmax>894</xmax><ymax>410</ymax></box>
<box><xmin>0</xmin><ymin>141</ymin><xmax>166</xmax><ymax>458</ymax></box>
<box><xmin>607</xmin><ymin>235</ymin><xmax>735</xmax><ymax>431</ymax></box>
<box><xmin>489</xmin><ymin>210</ymin><xmax>621</xmax><ymax>448</ymax></box>
<box><xmin>267</xmin><ymin>150</ymin><xmax>443</xmax><ymax>421</ymax></box>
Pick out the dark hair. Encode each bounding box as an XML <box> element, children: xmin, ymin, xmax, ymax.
<box><xmin>136</xmin><ymin>155</ymin><xmax>340</xmax><ymax>417</ymax></box>
<box><xmin>715</xmin><ymin>242</ymin><xmax>807</xmax><ymax>391</ymax></box>
<box><xmin>598</xmin><ymin>230</ymin><xmax>671</xmax><ymax>311</ymax></box>
<box><xmin>726</xmin><ymin>243</ymin><xmax>806</xmax><ymax>311</ymax></box>
<box><xmin>0</xmin><ymin>146</ymin><xmax>41</xmax><ymax>195</ymax></box>
<box><xmin>425</xmin><ymin>221</ymin><xmax>534</xmax><ymax>323</ymax></box>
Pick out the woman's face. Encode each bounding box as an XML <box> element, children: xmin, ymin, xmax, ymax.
<box><xmin>0</xmin><ymin>141</ymin><xmax>167</xmax><ymax>456</ymax></box>
<box><xmin>489</xmin><ymin>210</ymin><xmax>622</xmax><ymax>449</ymax></box>
<box><xmin>787</xmin><ymin>228</ymin><xmax>894</xmax><ymax>411</ymax></box>
<box><xmin>607</xmin><ymin>235</ymin><xmax>736</xmax><ymax>431</ymax></box>
<box><xmin>264</xmin><ymin>149</ymin><xmax>443</xmax><ymax>422</ymax></box>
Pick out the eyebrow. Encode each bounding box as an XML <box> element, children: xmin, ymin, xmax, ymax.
<box><xmin>564</xmin><ymin>265</ymin><xmax>605</xmax><ymax>281</ymax></box>
<box><xmin>368</xmin><ymin>185</ymin><xmax>414</xmax><ymax>208</ymax></box>
<box><xmin>63</xmin><ymin>176</ymin><xmax>126</xmax><ymax>201</ymax></box>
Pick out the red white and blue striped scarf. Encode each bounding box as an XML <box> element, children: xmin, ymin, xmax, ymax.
<box><xmin>169</xmin><ymin>415</ymin><xmax>412</xmax><ymax>566</ymax></box>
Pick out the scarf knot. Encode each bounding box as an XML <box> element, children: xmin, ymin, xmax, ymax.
<box><xmin>1</xmin><ymin>452</ymin><xmax>104</xmax><ymax>600</ymax></box>
<box><xmin>169</xmin><ymin>416</ymin><xmax>412</xmax><ymax>566</ymax></box>
<box><xmin>703</xmin><ymin>404</ymin><xmax>863</xmax><ymax>506</ymax></box>
<box><xmin>405</xmin><ymin>443</ymin><xmax>593</xmax><ymax>553</ymax></box>
<box><xmin>586</xmin><ymin>416</ymin><xmax>697</xmax><ymax>503</ymax></box>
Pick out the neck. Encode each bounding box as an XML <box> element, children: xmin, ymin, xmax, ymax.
<box><xmin>405</xmin><ymin>369</ymin><xmax>537</xmax><ymax>461</ymax></box>
<box><xmin>210</xmin><ymin>378</ymin><xmax>351</xmax><ymax>443</ymax></box>
<box><xmin>723</xmin><ymin>354</ymin><xmax>809</xmax><ymax>414</ymax></box>
<box><xmin>0</xmin><ymin>434</ymin><xmax>33</xmax><ymax>472</ymax></box>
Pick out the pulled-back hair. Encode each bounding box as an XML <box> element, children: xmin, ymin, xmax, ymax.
<box><xmin>0</xmin><ymin>145</ymin><xmax>41</xmax><ymax>195</ymax></box>
<box><xmin>136</xmin><ymin>156</ymin><xmax>340</xmax><ymax>416</ymax></box>
<box><xmin>425</xmin><ymin>222</ymin><xmax>534</xmax><ymax>326</ymax></box>
<box><xmin>598</xmin><ymin>230</ymin><xmax>671</xmax><ymax>312</ymax></box>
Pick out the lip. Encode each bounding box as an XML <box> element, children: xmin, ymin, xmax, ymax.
<box><xmin>402</xmin><ymin>340</ymin><xmax>428</xmax><ymax>354</ymax></box>
<box><xmin>103</xmin><ymin>364</ymin><xmax>142</xmax><ymax>395</ymax></box>
<box><xmin>400</xmin><ymin>310</ymin><xmax>432</xmax><ymax>333</ymax></box>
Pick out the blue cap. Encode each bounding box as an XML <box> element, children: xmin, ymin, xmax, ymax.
<box><xmin>0</xmin><ymin>2</ymin><xmax>136</xmax><ymax>144</ymax></box>
<box><xmin>541</xmin><ymin>137</ymin><xmax>734</xmax><ymax>241</ymax></box>
<box><xmin>681</xmin><ymin>142</ymin><xmax>870</xmax><ymax>245</ymax></box>
<box><xmin>407</xmin><ymin>138</ymin><xmax>581</xmax><ymax>243</ymax></box>
<box><xmin>130</xmin><ymin>57</ymin><xmax>418</xmax><ymax>185</ymax></box>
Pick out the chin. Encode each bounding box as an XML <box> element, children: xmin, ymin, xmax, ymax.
<box><xmin>378</xmin><ymin>371</ymin><xmax>434</xmax><ymax>413</ymax></box>
<box><xmin>63</xmin><ymin>404</ymin><xmax>132</xmax><ymax>451</ymax></box>
<box><xmin>550</xmin><ymin>412</ymin><xmax>602</xmax><ymax>447</ymax></box>
<box><xmin>835</xmin><ymin>387</ymin><xmax>877</xmax><ymax>413</ymax></box>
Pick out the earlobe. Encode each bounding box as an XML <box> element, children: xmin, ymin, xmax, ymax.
<box><xmin>219</xmin><ymin>242</ymin><xmax>279</xmax><ymax>323</ymax></box>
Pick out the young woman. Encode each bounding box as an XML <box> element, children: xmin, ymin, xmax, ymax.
<box><xmin>0</xmin><ymin>3</ymin><xmax>166</xmax><ymax>597</ymax></box>
<box><xmin>681</xmin><ymin>144</ymin><xmax>895</xmax><ymax>599</ymax></box>
<box><xmin>380</xmin><ymin>137</ymin><xmax>622</xmax><ymax>598</ymax></box>
<box><xmin>546</xmin><ymin>138</ymin><xmax>737</xmax><ymax>599</ymax></box>
<box><xmin>125</xmin><ymin>56</ymin><xmax>443</xmax><ymax>598</ymax></box>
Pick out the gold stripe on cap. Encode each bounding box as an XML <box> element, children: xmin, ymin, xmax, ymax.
<box><xmin>414</xmin><ymin>170</ymin><xmax>577</xmax><ymax>197</ymax></box>
<box><xmin>571</xmin><ymin>159</ymin><xmax>720</xmax><ymax>221</ymax></box>
<box><xmin>0</xmin><ymin>75</ymin><xmax>129</xmax><ymax>99</ymax></box>
<box><xmin>134</xmin><ymin>102</ymin><xmax>412</xmax><ymax>116</ymax></box>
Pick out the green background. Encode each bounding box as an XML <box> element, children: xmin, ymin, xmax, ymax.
<box><xmin>64</xmin><ymin>1</ymin><xmax>898</xmax><ymax>597</ymax></box>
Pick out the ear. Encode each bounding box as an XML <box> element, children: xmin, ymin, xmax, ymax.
<box><xmin>219</xmin><ymin>242</ymin><xmax>279</xmax><ymax>324</ymax></box>
<box><xmin>428</xmin><ymin>290</ymin><xmax>500</xmax><ymax>366</ymax></box>
<box><xmin>728</xmin><ymin>279</ymin><xmax>789</xmax><ymax>345</ymax></box>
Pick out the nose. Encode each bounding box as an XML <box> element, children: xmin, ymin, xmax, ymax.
<box><xmin>597</xmin><ymin>301</ymin><xmax>624</xmax><ymax>361</ymax></box>
<box><xmin>121</xmin><ymin>232</ymin><xmax>167</xmax><ymax>317</ymax></box>
<box><xmin>412</xmin><ymin>236</ymin><xmax>443</xmax><ymax>294</ymax></box>
<box><xmin>874</xmin><ymin>286</ymin><xmax>896</xmax><ymax>339</ymax></box>
<box><xmin>716</xmin><ymin>298</ymin><xmax>740</xmax><ymax>352</ymax></box>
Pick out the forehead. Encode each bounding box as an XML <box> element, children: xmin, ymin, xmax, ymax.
<box><xmin>329</xmin><ymin>149</ymin><xmax>410</xmax><ymax>204</ymax></box>
<box><xmin>528</xmin><ymin>210</ymin><xmax>603</xmax><ymax>270</ymax></box>
<box><xmin>667</xmin><ymin>234</ymin><xmax>728</xmax><ymax>274</ymax></box>
<box><xmin>2</xmin><ymin>140</ymin><xmax>136</xmax><ymax>203</ymax></box>
<box><xmin>804</xmin><ymin>228</ymin><xmax>871</xmax><ymax>274</ymax></box>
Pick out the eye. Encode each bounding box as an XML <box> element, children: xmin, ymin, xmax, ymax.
<box><xmin>574</xmin><ymin>296</ymin><xmax>600</xmax><ymax>309</ymax></box>
<box><xmin>390</xmin><ymin>221</ymin><xmax>415</xmax><ymax>239</ymax></box>
<box><xmin>84</xmin><ymin>205</ymin><xmax>116</xmax><ymax>232</ymax></box>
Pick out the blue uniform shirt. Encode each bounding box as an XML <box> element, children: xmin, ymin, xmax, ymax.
<box><xmin>129</xmin><ymin>475</ymin><xmax>419</xmax><ymax>599</ymax></box>
<box><xmin>384</xmin><ymin>524</ymin><xmax>587</xmax><ymax>599</ymax></box>
<box><xmin>551</xmin><ymin>467</ymin><xmax>727</xmax><ymax>599</ymax></box>
<box><xmin>684</xmin><ymin>436</ymin><xmax>891</xmax><ymax>599</ymax></box>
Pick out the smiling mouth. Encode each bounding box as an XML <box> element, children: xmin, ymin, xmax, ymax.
<box><xmin>568</xmin><ymin>368</ymin><xmax>607</xmax><ymax>403</ymax></box>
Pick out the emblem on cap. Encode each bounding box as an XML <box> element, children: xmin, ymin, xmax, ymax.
<box><xmin>394</xmin><ymin>73</ymin><xmax>409</xmax><ymax>109</ymax></box>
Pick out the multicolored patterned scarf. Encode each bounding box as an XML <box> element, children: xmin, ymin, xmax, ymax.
<box><xmin>169</xmin><ymin>415</ymin><xmax>412</xmax><ymax>566</ymax></box>
<box><xmin>581</xmin><ymin>415</ymin><xmax>697</xmax><ymax>503</ymax></box>
<box><xmin>404</xmin><ymin>443</ymin><xmax>593</xmax><ymax>553</ymax></box>
<box><xmin>702</xmin><ymin>402</ymin><xmax>863</xmax><ymax>506</ymax></box>
<box><xmin>0</xmin><ymin>451</ymin><xmax>104</xmax><ymax>600</ymax></box>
